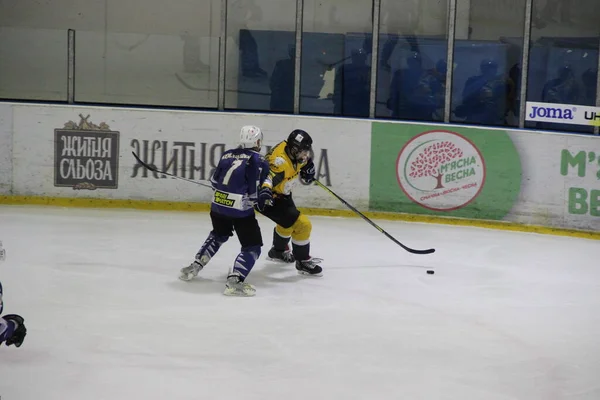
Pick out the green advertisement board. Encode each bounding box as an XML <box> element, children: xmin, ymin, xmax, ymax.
<box><xmin>370</xmin><ymin>123</ymin><xmax>522</xmax><ymax>220</ymax></box>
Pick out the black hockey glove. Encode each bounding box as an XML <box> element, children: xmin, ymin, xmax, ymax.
<box><xmin>257</xmin><ymin>186</ymin><xmax>273</xmax><ymax>211</ymax></box>
<box><xmin>300</xmin><ymin>160</ymin><xmax>316</xmax><ymax>184</ymax></box>
<box><xmin>3</xmin><ymin>314</ymin><xmax>26</xmax><ymax>347</ymax></box>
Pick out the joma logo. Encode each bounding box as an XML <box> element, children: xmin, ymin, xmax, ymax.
<box><xmin>529</xmin><ymin>106</ymin><xmax>575</xmax><ymax>120</ymax></box>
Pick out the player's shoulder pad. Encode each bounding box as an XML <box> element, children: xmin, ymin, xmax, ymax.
<box><xmin>272</xmin><ymin>156</ymin><xmax>287</xmax><ymax>168</ymax></box>
<box><xmin>269</xmin><ymin>156</ymin><xmax>288</xmax><ymax>173</ymax></box>
<box><xmin>250</xmin><ymin>152</ymin><xmax>265</xmax><ymax>168</ymax></box>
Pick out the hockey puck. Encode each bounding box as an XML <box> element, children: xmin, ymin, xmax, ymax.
<box><xmin>426</xmin><ymin>270</ymin><xmax>435</xmax><ymax>275</ymax></box>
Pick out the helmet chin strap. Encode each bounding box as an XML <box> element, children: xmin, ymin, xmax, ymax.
<box><xmin>297</xmin><ymin>149</ymin><xmax>310</xmax><ymax>163</ymax></box>
<box><xmin>285</xmin><ymin>143</ymin><xmax>309</xmax><ymax>164</ymax></box>
<box><xmin>285</xmin><ymin>145</ymin><xmax>296</xmax><ymax>161</ymax></box>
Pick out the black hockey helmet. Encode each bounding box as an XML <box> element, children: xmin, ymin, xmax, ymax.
<box><xmin>286</xmin><ymin>129</ymin><xmax>313</xmax><ymax>162</ymax></box>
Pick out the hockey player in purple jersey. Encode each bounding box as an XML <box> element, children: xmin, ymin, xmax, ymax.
<box><xmin>0</xmin><ymin>282</ymin><xmax>27</xmax><ymax>347</ymax></box>
<box><xmin>0</xmin><ymin>245</ymin><xmax>27</xmax><ymax>347</ymax></box>
<box><xmin>179</xmin><ymin>125</ymin><xmax>272</xmax><ymax>297</ymax></box>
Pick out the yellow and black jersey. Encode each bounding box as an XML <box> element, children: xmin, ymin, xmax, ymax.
<box><xmin>262</xmin><ymin>141</ymin><xmax>307</xmax><ymax>196</ymax></box>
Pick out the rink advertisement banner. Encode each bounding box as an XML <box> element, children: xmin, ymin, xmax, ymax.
<box><xmin>505</xmin><ymin>132</ymin><xmax>600</xmax><ymax>231</ymax></box>
<box><xmin>54</xmin><ymin>115</ymin><xmax>120</xmax><ymax>190</ymax></box>
<box><xmin>525</xmin><ymin>102</ymin><xmax>600</xmax><ymax>127</ymax></box>
<box><xmin>369</xmin><ymin>123</ymin><xmax>522</xmax><ymax>220</ymax></box>
<box><xmin>9</xmin><ymin>104</ymin><xmax>371</xmax><ymax>208</ymax></box>
<box><xmin>5</xmin><ymin>102</ymin><xmax>598</xmax><ymax>231</ymax></box>
<box><xmin>369</xmin><ymin>121</ymin><xmax>600</xmax><ymax>231</ymax></box>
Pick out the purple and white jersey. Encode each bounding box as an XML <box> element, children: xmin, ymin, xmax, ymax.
<box><xmin>0</xmin><ymin>319</ymin><xmax>8</xmax><ymax>344</ymax></box>
<box><xmin>0</xmin><ymin>281</ymin><xmax>22</xmax><ymax>345</ymax></box>
<box><xmin>0</xmin><ymin>281</ymin><xmax>10</xmax><ymax>344</ymax></box>
<box><xmin>210</xmin><ymin>148</ymin><xmax>268</xmax><ymax>218</ymax></box>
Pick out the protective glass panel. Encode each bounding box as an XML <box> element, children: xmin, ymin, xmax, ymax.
<box><xmin>450</xmin><ymin>0</ymin><xmax>526</xmax><ymax>127</ymax></box>
<box><xmin>376</xmin><ymin>0</ymin><xmax>449</xmax><ymax>122</ymax></box>
<box><xmin>225</xmin><ymin>0</ymin><xmax>297</xmax><ymax>112</ymax></box>
<box><xmin>525</xmin><ymin>0</ymin><xmax>599</xmax><ymax>134</ymax></box>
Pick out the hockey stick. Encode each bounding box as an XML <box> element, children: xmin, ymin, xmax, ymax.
<box><xmin>131</xmin><ymin>151</ymin><xmax>213</xmax><ymax>190</ymax></box>
<box><xmin>113</xmin><ymin>34</ymin><xmax>151</xmax><ymax>52</ymax></box>
<box><xmin>314</xmin><ymin>180</ymin><xmax>435</xmax><ymax>255</ymax></box>
<box><xmin>316</xmin><ymin>54</ymin><xmax>352</xmax><ymax>71</ymax></box>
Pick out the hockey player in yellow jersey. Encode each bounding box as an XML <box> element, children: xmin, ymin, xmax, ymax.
<box><xmin>256</xmin><ymin>129</ymin><xmax>322</xmax><ymax>276</ymax></box>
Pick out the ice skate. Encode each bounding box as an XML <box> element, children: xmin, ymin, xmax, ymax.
<box><xmin>179</xmin><ymin>260</ymin><xmax>204</xmax><ymax>281</ymax></box>
<box><xmin>296</xmin><ymin>258</ymin><xmax>323</xmax><ymax>277</ymax></box>
<box><xmin>267</xmin><ymin>247</ymin><xmax>295</xmax><ymax>263</ymax></box>
<box><xmin>223</xmin><ymin>275</ymin><xmax>256</xmax><ymax>297</ymax></box>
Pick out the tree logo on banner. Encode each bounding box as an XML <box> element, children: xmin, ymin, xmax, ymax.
<box><xmin>396</xmin><ymin>130</ymin><xmax>486</xmax><ymax>211</ymax></box>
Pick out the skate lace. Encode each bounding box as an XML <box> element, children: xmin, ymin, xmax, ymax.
<box><xmin>186</xmin><ymin>262</ymin><xmax>201</xmax><ymax>273</ymax></box>
<box><xmin>299</xmin><ymin>259</ymin><xmax>320</xmax><ymax>269</ymax></box>
<box><xmin>270</xmin><ymin>248</ymin><xmax>294</xmax><ymax>262</ymax></box>
<box><xmin>282</xmin><ymin>251</ymin><xmax>294</xmax><ymax>262</ymax></box>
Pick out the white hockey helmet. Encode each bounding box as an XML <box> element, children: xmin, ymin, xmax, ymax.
<box><xmin>239</xmin><ymin>125</ymin><xmax>263</xmax><ymax>150</ymax></box>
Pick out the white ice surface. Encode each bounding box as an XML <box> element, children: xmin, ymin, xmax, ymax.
<box><xmin>0</xmin><ymin>205</ymin><xmax>599</xmax><ymax>400</ymax></box>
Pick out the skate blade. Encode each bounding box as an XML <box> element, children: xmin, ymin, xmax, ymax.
<box><xmin>297</xmin><ymin>270</ymin><xmax>323</xmax><ymax>277</ymax></box>
<box><xmin>266</xmin><ymin>256</ymin><xmax>323</xmax><ymax>264</ymax></box>
<box><xmin>266</xmin><ymin>256</ymin><xmax>294</xmax><ymax>264</ymax></box>
<box><xmin>223</xmin><ymin>287</ymin><xmax>256</xmax><ymax>297</ymax></box>
<box><xmin>179</xmin><ymin>272</ymin><xmax>196</xmax><ymax>281</ymax></box>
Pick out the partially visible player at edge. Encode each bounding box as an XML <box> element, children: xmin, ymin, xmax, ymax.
<box><xmin>257</xmin><ymin>129</ymin><xmax>323</xmax><ymax>276</ymax></box>
<box><xmin>0</xmin><ymin>243</ymin><xmax>28</xmax><ymax>347</ymax></box>
<box><xmin>179</xmin><ymin>126</ymin><xmax>271</xmax><ymax>297</ymax></box>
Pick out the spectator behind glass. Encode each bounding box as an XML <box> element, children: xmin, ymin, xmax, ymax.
<box><xmin>454</xmin><ymin>59</ymin><xmax>515</xmax><ymax>126</ymax></box>
<box><xmin>542</xmin><ymin>64</ymin><xmax>579</xmax><ymax>104</ymax></box>
<box><xmin>535</xmin><ymin>64</ymin><xmax>581</xmax><ymax>131</ymax></box>
<box><xmin>269</xmin><ymin>45</ymin><xmax>296</xmax><ymax>113</ymax></box>
<box><xmin>231</xmin><ymin>0</ymin><xmax>268</xmax><ymax>79</ymax></box>
<box><xmin>581</xmin><ymin>68</ymin><xmax>598</xmax><ymax>106</ymax></box>
<box><xmin>333</xmin><ymin>47</ymin><xmax>371</xmax><ymax>117</ymax></box>
<box><xmin>387</xmin><ymin>53</ymin><xmax>447</xmax><ymax>121</ymax></box>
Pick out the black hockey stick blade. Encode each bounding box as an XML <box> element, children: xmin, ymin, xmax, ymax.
<box><xmin>315</xmin><ymin>180</ymin><xmax>435</xmax><ymax>255</ymax></box>
<box><xmin>131</xmin><ymin>151</ymin><xmax>213</xmax><ymax>189</ymax></box>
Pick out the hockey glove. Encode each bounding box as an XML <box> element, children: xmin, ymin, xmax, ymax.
<box><xmin>300</xmin><ymin>160</ymin><xmax>316</xmax><ymax>184</ymax></box>
<box><xmin>3</xmin><ymin>314</ymin><xmax>26</xmax><ymax>347</ymax></box>
<box><xmin>257</xmin><ymin>187</ymin><xmax>273</xmax><ymax>211</ymax></box>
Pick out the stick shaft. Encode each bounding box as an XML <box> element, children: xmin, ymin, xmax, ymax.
<box><xmin>314</xmin><ymin>181</ymin><xmax>435</xmax><ymax>255</ymax></box>
<box><xmin>132</xmin><ymin>151</ymin><xmax>213</xmax><ymax>189</ymax></box>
